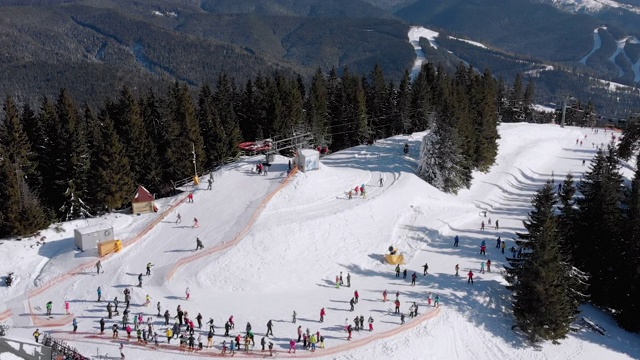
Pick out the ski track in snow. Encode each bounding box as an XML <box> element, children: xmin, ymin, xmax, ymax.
<box><xmin>2</xmin><ymin>125</ymin><xmax>640</xmax><ymax>360</ymax></box>
<box><xmin>580</xmin><ymin>26</ymin><xmax>604</xmax><ymax>65</ymax></box>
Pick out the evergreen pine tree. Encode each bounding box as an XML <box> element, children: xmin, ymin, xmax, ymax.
<box><xmin>198</xmin><ymin>84</ymin><xmax>229</xmax><ymax>167</ymax></box>
<box><xmin>111</xmin><ymin>86</ymin><xmax>162</xmax><ymax>192</ymax></box>
<box><xmin>473</xmin><ymin>69</ymin><xmax>500</xmax><ymax>171</ymax></box>
<box><xmin>164</xmin><ymin>82</ymin><xmax>205</xmax><ymax>180</ymax></box>
<box><xmin>575</xmin><ymin>146</ymin><xmax>625</xmax><ymax>308</ymax></box>
<box><xmin>214</xmin><ymin>73</ymin><xmax>242</xmax><ymax>161</ymax></box>
<box><xmin>618</xmin><ymin>152</ymin><xmax>640</xmax><ymax>331</ymax></box>
<box><xmin>307</xmin><ymin>68</ymin><xmax>331</xmax><ymax>147</ymax></box>
<box><xmin>0</xmin><ymin>145</ymin><xmax>49</xmax><ymax>237</ymax></box>
<box><xmin>505</xmin><ymin>183</ymin><xmax>580</xmax><ymax>343</ymax></box>
<box><xmin>416</xmin><ymin>117</ymin><xmax>470</xmax><ymax>194</ymax></box>
<box><xmin>90</xmin><ymin>110</ymin><xmax>134</xmax><ymax>212</ymax></box>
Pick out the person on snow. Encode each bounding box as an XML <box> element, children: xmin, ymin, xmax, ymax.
<box><xmin>196</xmin><ymin>312</ymin><xmax>203</xmax><ymax>329</ymax></box>
<box><xmin>394</xmin><ymin>299</ymin><xmax>401</xmax><ymax>314</ymax></box>
<box><xmin>496</xmin><ymin>236</ymin><xmax>501</xmax><ymax>248</ymax></box>
<box><xmin>32</xmin><ymin>328</ymin><xmax>41</xmax><ymax>343</ymax></box>
<box><xmin>501</xmin><ymin>241</ymin><xmax>507</xmax><ymax>254</ymax></box>
<box><xmin>360</xmin><ymin>186</ymin><xmax>366</xmax><ymax>198</ymax></box>
<box><xmin>347</xmin><ymin>325</ymin><xmax>353</xmax><ymax>340</ymax></box>
<box><xmin>107</xmin><ymin>302</ymin><xmax>113</xmax><ymax>319</ymax></box>
<box><xmin>310</xmin><ymin>333</ymin><xmax>317</xmax><ymax>351</ymax></box>
<box><xmin>192</xmin><ymin>218</ymin><xmax>199</xmax><ymax>228</ymax></box>
<box><xmin>289</xmin><ymin>338</ymin><xmax>296</xmax><ymax>353</ymax></box>
<box><xmin>348</xmin><ymin>190</ymin><xmax>353</xmax><ymax>199</ymax></box>
<box><xmin>224</xmin><ymin>321</ymin><xmax>231</xmax><ymax>336</ymax></box>
<box><xmin>454</xmin><ymin>235</ymin><xmax>459</xmax><ymax>247</ymax></box>
<box><xmin>359</xmin><ymin>315</ymin><xmax>364</xmax><ymax>329</ymax></box>
<box><xmin>413</xmin><ymin>302</ymin><xmax>419</xmax><ymax>317</ymax></box>
<box><xmin>268</xmin><ymin>341</ymin><xmax>274</xmax><ymax>356</ymax></box>
<box><xmin>176</xmin><ymin>213</ymin><xmax>182</xmax><ymax>224</ymax></box>
<box><xmin>488</xmin><ymin>218</ymin><xmax>492</xmax><ymax>226</ymax></box>
<box><xmin>45</xmin><ymin>301</ymin><xmax>53</xmax><ymax>316</ymax></box>
<box><xmin>402</xmin><ymin>269</ymin><xmax>407</xmax><ymax>279</ymax></box>
<box><xmin>320</xmin><ymin>307</ymin><xmax>326</xmax><ymax>322</ymax></box>
<box><xmin>383</xmin><ymin>289</ymin><xmax>388</xmax><ymax>302</ymax></box>
<box><xmin>207</xmin><ymin>177</ymin><xmax>213</xmax><ymax>190</ymax></box>
<box><xmin>185</xmin><ymin>287</ymin><xmax>191</xmax><ymax>300</ymax></box>
<box><xmin>379</xmin><ymin>176</ymin><xmax>384</xmax><ymax>187</ymax></box>
<box><xmin>423</xmin><ymin>262</ymin><xmax>429</xmax><ymax>276</ymax></box>
<box><xmin>354</xmin><ymin>186</ymin><xmax>359</xmax><ymax>196</ymax></box>
<box><xmin>396</xmin><ymin>290</ymin><xmax>400</xmax><ymax>300</ymax></box>
<box><xmin>221</xmin><ymin>340</ymin><xmax>227</xmax><ymax>355</ymax></box>
<box><xmin>96</xmin><ymin>260</ymin><xmax>102</xmax><ymax>274</ymax></box>
<box><xmin>395</xmin><ymin>264</ymin><xmax>400</xmax><ymax>277</ymax></box>
<box><xmin>368</xmin><ymin>316</ymin><xmax>374</xmax><ymax>331</ymax></box>
<box><xmin>156</xmin><ymin>301</ymin><xmax>161</xmax><ymax>316</ymax></box>
<box><xmin>455</xmin><ymin>264</ymin><xmax>460</xmax><ymax>277</ymax></box>
<box><xmin>207</xmin><ymin>329</ymin><xmax>214</xmax><ymax>348</ymax></box>
<box><xmin>350</xmin><ymin>297</ymin><xmax>355</xmax><ymax>311</ymax></box>
<box><xmin>188</xmin><ymin>192</ymin><xmax>194</xmax><ymax>203</ymax></box>
<box><xmin>480</xmin><ymin>244</ymin><xmax>487</xmax><ymax>255</ymax></box>
<box><xmin>198</xmin><ymin>334</ymin><xmax>203</xmax><ymax>350</ymax></box>
<box><xmin>166</xmin><ymin>328</ymin><xmax>173</xmax><ymax>344</ymax></box>
<box><xmin>176</xmin><ymin>309</ymin><xmax>184</xmax><ymax>326</ymax></box>
<box><xmin>146</xmin><ymin>262</ymin><xmax>153</xmax><ymax>276</ymax></box>
<box><xmin>260</xmin><ymin>336</ymin><xmax>267</xmax><ymax>352</ymax></box>
<box><xmin>266</xmin><ymin>320</ymin><xmax>274</xmax><ymax>336</ymax></box>
<box><xmin>99</xmin><ymin>318</ymin><xmax>105</xmax><ymax>334</ymax></box>
<box><xmin>195</xmin><ymin>238</ymin><xmax>204</xmax><ymax>251</ymax></box>
<box><xmin>246</xmin><ymin>322</ymin><xmax>252</xmax><ymax>334</ymax></box>
<box><xmin>434</xmin><ymin>294</ymin><xmax>440</xmax><ymax>308</ymax></box>
<box><xmin>411</xmin><ymin>272</ymin><xmax>417</xmax><ymax>286</ymax></box>
<box><xmin>112</xmin><ymin>324</ymin><xmax>119</xmax><ymax>338</ymax></box>
<box><xmin>354</xmin><ymin>290</ymin><xmax>359</xmax><ymax>303</ymax></box>
<box><xmin>481</xmin><ymin>221</ymin><xmax>485</xmax><ymax>231</ymax></box>
<box><xmin>65</xmin><ymin>301</ymin><xmax>70</xmax><ymax>315</ymax></box>
<box><xmin>208</xmin><ymin>318</ymin><xmax>215</xmax><ymax>333</ymax></box>
<box><xmin>487</xmin><ymin>259</ymin><xmax>492</xmax><ymax>272</ymax></box>
<box><xmin>495</xmin><ymin>219</ymin><xmax>499</xmax><ymax>230</ymax></box>
<box><xmin>347</xmin><ymin>273</ymin><xmax>351</xmax><ymax>287</ymax></box>
<box><xmin>229</xmin><ymin>315</ymin><xmax>235</xmax><ymax>329</ymax></box>
<box><xmin>339</xmin><ymin>271</ymin><xmax>344</xmax><ymax>285</ymax></box>
<box><xmin>145</xmin><ymin>294</ymin><xmax>151</xmax><ymax>306</ymax></box>
<box><xmin>138</xmin><ymin>273</ymin><xmax>143</xmax><ymax>287</ymax></box>
<box><xmin>163</xmin><ymin>310</ymin><xmax>170</xmax><ymax>325</ymax></box>
<box><xmin>292</xmin><ymin>310</ymin><xmax>297</xmax><ymax>323</ymax></box>
<box><xmin>72</xmin><ymin>317</ymin><xmax>78</xmax><ymax>332</ymax></box>
<box><xmin>427</xmin><ymin>292</ymin><xmax>432</xmax><ymax>306</ymax></box>
<box><xmin>297</xmin><ymin>325</ymin><xmax>303</xmax><ymax>342</ymax></box>
<box><xmin>335</xmin><ymin>275</ymin><xmax>340</xmax><ymax>289</ymax></box>
<box><xmin>97</xmin><ymin>286</ymin><xmax>102</xmax><ymax>302</ymax></box>
<box><xmin>480</xmin><ymin>262</ymin><xmax>485</xmax><ymax>274</ymax></box>
<box><xmin>468</xmin><ymin>270</ymin><xmax>474</xmax><ymax>284</ymax></box>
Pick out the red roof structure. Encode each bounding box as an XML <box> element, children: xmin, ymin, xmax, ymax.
<box><xmin>133</xmin><ymin>185</ymin><xmax>154</xmax><ymax>203</ymax></box>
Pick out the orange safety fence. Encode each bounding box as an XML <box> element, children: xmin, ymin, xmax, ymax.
<box><xmin>25</xmin><ymin>193</ymin><xmax>190</xmax><ymax>327</ymax></box>
<box><xmin>55</xmin><ymin>306</ymin><xmax>441</xmax><ymax>358</ymax></box>
<box><xmin>166</xmin><ymin>167</ymin><xmax>299</xmax><ymax>280</ymax></box>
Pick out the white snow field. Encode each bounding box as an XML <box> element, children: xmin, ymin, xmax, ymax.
<box><xmin>2</xmin><ymin>123</ymin><xmax>640</xmax><ymax>360</ymax></box>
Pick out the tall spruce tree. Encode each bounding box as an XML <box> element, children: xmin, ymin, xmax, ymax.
<box><xmin>575</xmin><ymin>146</ymin><xmax>625</xmax><ymax>308</ymax></box>
<box><xmin>618</xmin><ymin>152</ymin><xmax>640</xmax><ymax>331</ymax></box>
<box><xmin>0</xmin><ymin>97</ymin><xmax>49</xmax><ymax>236</ymax></box>
<box><xmin>214</xmin><ymin>73</ymin><xmax>241</xmax><ymax>161</ymax></box>
<box><xmin>111</xmin><ymin>86</ymin><xmax>162</xmax><ymax>192</ymax></box>
<box><xmin>89</xmin><ymin>110</ymin><xmax>134</xmax><ymax>212</ymax></box>
<box><xmin>197</xmin><ymin>84</ymin><xmax>226</xmax><ymax>168</ymax></box>
<box><xmin>506</xmin><ymin>183</ymin><xmax>579</xmax><ymax>343</ymax></box>
<box><xmin>307</xmin><ymin>68</ymin><xmax>331</xmax><ymax>146</ymax></box>
<box><xmin>417</xmin><ymin>117</ymin><xmax>470</xmax><ymax>194</ymax></box>
<box><xmin>164</xmin><ymin>82</ymin><xmax>205</xmax><ymax>180</ymax></box>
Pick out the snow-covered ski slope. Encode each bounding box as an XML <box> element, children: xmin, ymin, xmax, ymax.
<box><xmin>1</xmin><ymin>123</ymin><xmax>640</xmax><ymax>360</ymax></box>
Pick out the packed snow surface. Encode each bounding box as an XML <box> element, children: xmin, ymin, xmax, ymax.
<box><xmin>1</xmin><ymin>124</ymin><xmax>640</xmax><ymax>359</ymax></box>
